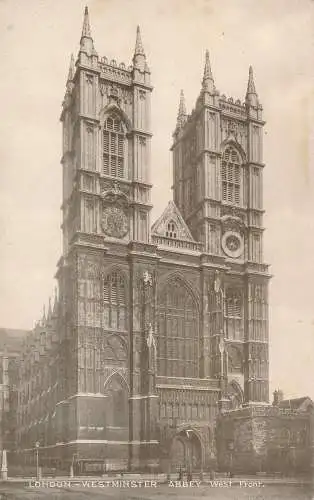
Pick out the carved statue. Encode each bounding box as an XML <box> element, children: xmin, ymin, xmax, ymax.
<box><xmin>147</xmin><ymin>323</ymin><xmax>157</xmax><ymax>370</ymax></box>
<box><xmin>143</xmin><ymin>270</ymin><xmax>153</xmax><ymax>286</ymax></box>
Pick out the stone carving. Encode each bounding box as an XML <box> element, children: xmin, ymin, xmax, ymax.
<box><xmin>147</xmin><ymin>323</ymin><xmax>156</xmax><ymax>350</ymax></box>
<box><xmin>143</xmin><ymin>270</ymin><xmax>153</xmax><ymax>286</ymax></box>
<box><xmin>101</xmin><ymin>181</ymin><xmax>129</xmax><ymax>239</ymax></box>
<box><xmin>213</xmin><ymin>270</ymin><xmax>221</xmax><ymax>294</ymax></box>
<box><xmin>102</xmin><ymin>206</ymin><xmax>128</xmax><ymax>238</ymax></box>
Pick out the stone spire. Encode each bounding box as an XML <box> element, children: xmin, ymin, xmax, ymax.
<box><xmin>202</xmin><ymin>50</ymin><xmax>214</xmax><ymax>92</ymax></box>
<box><xmin>176</xmin><ymin>90</ymin><xmax>187</xmax><ymax>128</ymax></box>
<box><xmin>246</xmin><ymin>65</ymin><xmax>258</xmax><ymax>106</ymax></box>
<box><xmin>134</xmin><ymin>25</ymin><xmax>145</xmax><ymax>56</ymax></box>
<box><xmin>79</xmin><ymin>6</ymin><xmax>97</xmax><ymax>56</ymax></box>
<box><xmin>81</xmin><ymin>5</ymin><xmax>91</xmax><ymax>39</ymax></box>
<box><xmin>133</xmin><ymin>25</ymin><xmax>146</xmax><ymax>70</ymax></box>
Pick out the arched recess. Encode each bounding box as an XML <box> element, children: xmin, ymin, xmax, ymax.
<box><xmin>170</xmin><ymin>428</ymin><xmax>204</xmax><ymax>472</ymax></box>
<box><xmin>104</xmin><ymin>372</ymin><xmax>129</xmax><ymax>433</ymax></box>
<box><xmin>227</xmin><ymin>380</ymin><xmax>244</xmax><ymax>410</ymax></box>
<box><xmin>157</xmin><ymin>275</ymin><xmax>200</xmax><ymax>378</ymax></box>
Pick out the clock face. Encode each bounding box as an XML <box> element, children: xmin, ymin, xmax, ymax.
<box><xmin>221</xmin><ymin>231</ymin><xmax>244</xmax><ymax>258</ymax></box>
<box><xmin>102</xmin><ymin>206</ymin><xmax>128</xmax><ymax>238</ymax></box>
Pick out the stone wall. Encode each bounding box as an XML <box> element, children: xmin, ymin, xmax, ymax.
<box><xmin>216</xmin><ymin>405</ymin><xmax>312</xmax><ymax>474</ymax></box>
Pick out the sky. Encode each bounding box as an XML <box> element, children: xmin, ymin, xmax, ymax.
<box><xmin>0</xmin><ymin>0</ymin><xmax>314</xmax><ymax>400</ymax></box>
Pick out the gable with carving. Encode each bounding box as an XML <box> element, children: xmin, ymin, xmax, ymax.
<box><xmin>151</xmin><ymin>200</ymin><xmax>195</xmax><ymax>242</ymax></box>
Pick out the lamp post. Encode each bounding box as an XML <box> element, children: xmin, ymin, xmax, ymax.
<box><xmin>35</xmin><ymin>442</ymin><xmax>40</xmax><ymax>480</ymax></box>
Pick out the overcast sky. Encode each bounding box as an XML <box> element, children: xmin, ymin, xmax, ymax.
<box><xmin>0</xmin><ymin>0</ymin><xmax>314</xmax><ymax>400</ymax></box>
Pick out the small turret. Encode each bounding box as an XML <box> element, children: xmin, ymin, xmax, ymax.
<box><xmin>273</xmin><ymin>389</ymin><xmax>284</xmax><ymax>406</ymax></box>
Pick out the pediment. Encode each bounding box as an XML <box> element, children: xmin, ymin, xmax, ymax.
<box><xmin>151</xmin><ymin>201</ymin><xmax>195</xmax><ymax>241</ymax></box>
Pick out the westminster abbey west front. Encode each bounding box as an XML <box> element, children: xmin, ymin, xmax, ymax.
<box><xmin>15</xmin><ymin>7</ymin><xmax>270</xmax><ymax>473</ymax></box>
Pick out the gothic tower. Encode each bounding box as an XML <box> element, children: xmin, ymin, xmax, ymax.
<box><xmin>57</xmin><ymin>7</ymin><xmax>158</xmax><ymax>470</ymax></box>
<box><xmin>171</xmin><ymin>53</ymin><xmax>270</xmax><ymax>405</ymax></box>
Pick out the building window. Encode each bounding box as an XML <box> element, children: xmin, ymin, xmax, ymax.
<box><xmin>221</xmin><ymin>147</ymin><xmax>242</xmax><ymax>205</ymax></box>
<box><xmin>225</xmin><ymin>288</ymin><xmax>243</xmax><ymax>340</ymax></box>
<box><xmin>103</xmin><ymin>271</ymin><xmax>127</xmax><ymax>331</ymax></box>
<box><xmin>158</xmin><ymin>279</ymin><xmax>199</xmax><ymax>378</ymax></box>
<box><xmin>103</xmin><ymin>115</ymin><xmax>125</xmax><ymax>178</ymax></box>
<box><xmin>165</xmin><ymin>220</ymin><xmax>177</xmax><ymax>239</ymax></box>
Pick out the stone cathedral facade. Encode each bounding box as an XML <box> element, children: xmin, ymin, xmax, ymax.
<box><xmin>15</xmin><ymin>7</ymin><xmax>270</xmax><ymax>472</ymax></box>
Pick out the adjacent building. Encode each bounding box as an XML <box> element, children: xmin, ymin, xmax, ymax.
<box><xmin>216</xmin><ymin>391</ymin><xmax>314</xmax><ymax>474</ymax></box>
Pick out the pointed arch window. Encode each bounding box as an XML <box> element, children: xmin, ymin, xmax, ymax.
<box><xmin>158</xmin><ymin>280</ymin><xmax>199</xmax><ymax>378</ymax></box>
<box><xmin>165</xmin><ymin>220</ymin><xmax>177</xmax><ymax>239</ymax></box>
<box><xmin>103</xmin><ymin>271</ymin><xmax>127</xmax><ymax>331</ymax></box>
<box><xmin>224</xmin><ymin>288</ymin><xmax>243</xmax><ymax>340</ymax></box>
<box><xmin>221</xmin><ymin>147</ymin><xmax>242</xmax><ymax>205</ymax></box>
<box><xmin>103</xmin><ymin>114</ymin><xmax>125</xmax><ymax>178</ymax></box>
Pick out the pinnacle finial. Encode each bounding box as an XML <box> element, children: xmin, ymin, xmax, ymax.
<box><xmin>178</xmin><ymin>90</ymin><xmax>187</xmax><ymax>117</ymax></box>
<box><xmin>48</xmin><ymin>297</ymin><xmax>52</xmax><ymax>317</ymax></box>
<box><xmin>82</xmin><ymin>5</ymin><xmax>91</xmax><ymax>38</ymax></box>
<box><xmin>246</xmin><ymin>65</ymin><xmax>259</xmax><ymax>106</ymax></box>
<box><xmin>176</xmin><ymin>90</ymin><xmax>187</xmax><ymax>128</ymax></box>
<box><xmin>67</xmin><ymin>54</ymin><xmax>75</xmax><ymax>83</ymax></box>
<box><xmin>247</xmin><ymin>65</ymin><xmax>256</xmax><ymax>95</ymax></box>
<box><xmin>53</xmin><ymin>287</ymin><xmax>58</xmax><ymax>315</ymax></box>
<box><xmin>134</xmin><ymin>25</ymin><xmax>145</xmax><ymax>57</ymax></box>
<box><xmin>42</xmin><ymin>304</ymin><xmax>46</xmax><ymax>326</ymax></box>
<box><xmin>202</xmin><ymin>50</ymin><xmax>214</xmax><ymax>91</ymax></box>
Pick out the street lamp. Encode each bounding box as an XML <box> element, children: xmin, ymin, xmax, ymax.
<box><xmin>35</xmin><ymin>442</ymin><xmax>40</xmax><ymax>480</ymax></box>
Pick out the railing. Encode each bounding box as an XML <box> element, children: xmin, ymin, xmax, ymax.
<box><xmin>152</xmin><ymin>235</ymin><xmax>202</xmax><ymax>252</ymax></box>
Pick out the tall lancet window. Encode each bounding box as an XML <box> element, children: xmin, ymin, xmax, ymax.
<box><xmin>158</xmin><ymin>280</ymin><xmax>199</xmax><ymax>378</ymax></box>
<box><xmin>224</xmin><ymin>288</ymin><xmax>243</xmax><ymax>341</ymax></box>
<box><xmin>103</xmin><ymin>271</ymin><xmax>127</xmax><ymax>331</ymax></box>
<box><xmin>221</xmin><ymin>147</ymin><xmax>242</xmax><ymax>205</ymax></box>
<box><xmin>103</xmin><ymin>115</ymin><xmax>125</xmax><ymax>178</ymax></box>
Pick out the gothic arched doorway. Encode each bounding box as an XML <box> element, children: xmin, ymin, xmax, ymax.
<box><xmin>170</xmin><ymin>430</ymin><xmax>203</xmax><ymax>472</ymax></box>
<box><xmin>104</xmin><ymin>374</ymin><xmax>129</xmax><ymax>441</ymax></box>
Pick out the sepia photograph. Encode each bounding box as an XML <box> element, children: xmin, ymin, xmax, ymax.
<box><xmin>0</xmin><ymin>0</ymin><xmax>314</xmax><ymax>498</ymax></box>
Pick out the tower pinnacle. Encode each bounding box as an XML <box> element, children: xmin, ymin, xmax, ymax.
<box><xmin>176</xmin><ymin>90</ymin><xmax>187</xmax><ymax>128</ymax></box>
<box><xmin>79</xmin><ymin>6</ymin><xmax>97</xmax><ymax>57</ymax></box>
<box><xmin>133</xmin><ymin>25</ymin><xmax>146</xmax><ymax>70</ymax></box>
<box><xmin>246</xmin><ymin>65</ymin><xmax>258</xmax><ymax>106</ymax></box>
<box><xmin>67</xmin><ymin>54</ymin><xmax>75</xmax><ymax>83</ymax></box>
<box><xmin>202</xmin><ymin>50</ymin><xmax>214</xmax><ymax>92</ymax></box>
<box><xmin>134</xmin><ymin>25</ymin><xmax>145</xmax><ymax>56</ymax></box>
<box><xmin>81</xmin><ymin>6</ymin><xmax>91</xmax><ymax>39</ymax></box>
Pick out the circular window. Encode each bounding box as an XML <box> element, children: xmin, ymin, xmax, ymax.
<box><xmin>221</xmin><ymin>231</ymin><xmax>244</xmax><ymax>258</ymax></box>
